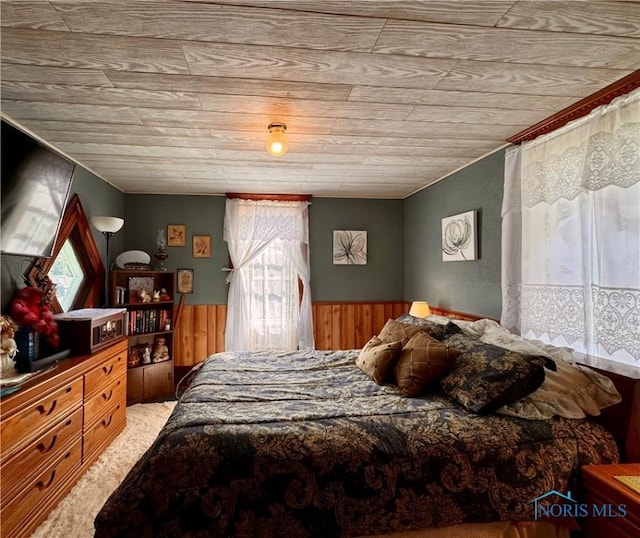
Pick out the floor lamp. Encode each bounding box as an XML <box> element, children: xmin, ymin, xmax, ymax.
<box><xmin>92</xmin><ymin>216</ymin><xmax>124</xmax><ymax>306</ymax></box>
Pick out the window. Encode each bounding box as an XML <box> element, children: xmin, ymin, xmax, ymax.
<box><xmin>247</xmin><ymin>239</ymin><xmax>299</xmax><ymax>350</ymax></box>
<box><xmin>223</xmin><ymin>196</ymin><xmax>313</xmax><ymax>352</ymax></box>
<box><xmin>48</xmin><ymin>239</ymin><xmax>86</xmax><ymax>312</ymax></box>
<box><xmin>501</xmin><ymin>89</ymin><xmax>639</xmax><ymax>365</ymax></box>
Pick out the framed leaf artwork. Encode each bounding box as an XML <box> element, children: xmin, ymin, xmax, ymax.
<box><xmin>333</xmin><ymin>230</ymin><xmax>367</xmax><ymax>265</ymax></box>
<box><xmin>441</xmin><ymin>210</ymin><xmax>477</xmax><ymax>261</ymax></box>
<box><xmin>192</xmin><ymin>235</ymin><xmax>211</xmax><ymax>258</ymax></box>
<box><xmin>167</xmin><ymin>224</ymin><xmax>186</xmax><ymax>246</ymax></box>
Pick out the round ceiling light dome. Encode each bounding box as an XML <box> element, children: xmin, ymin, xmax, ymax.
<box><xmin>265</xmin><ymin>122</ymin><xmax>288</xmax><ymax>157</ymax></box>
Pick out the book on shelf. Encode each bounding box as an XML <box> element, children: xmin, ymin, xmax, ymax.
<box><xmin>114</xmin><ymin>286</ymin><xmax>127</xmax><ymax>305</ymax></box>
<box><xmin>125</xmin><ymin>308</ymin><xmax>171</xmax><ymax>335</ymax></box>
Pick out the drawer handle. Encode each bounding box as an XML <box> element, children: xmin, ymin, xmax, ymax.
<box><xmin>37</xmin><ymin>434</ymin><xmax>58</xmax><ymax>453</ymax></box>
<box><xmin>36</xmin><ymin>470</ymin><xmax>56</xmax><ymax>491</ymax></box>
<box><xmin>102</xmin><ymin>415</ymin><xmax>113</xmax><ymax>428</ymax></box>
<box><xmin>37</xmin><ymin>400</ymin><xmax>57</xmax><ymax>416</ymax></box>
<box><xmin>102</xmin><ymin>390</ymin><xmax>113</xmax><ymax>402</ymax></box>
<box><xmin>102</xmin><ymin>364</ymin><xmax>114</xmax><ymax>375</ymax></box>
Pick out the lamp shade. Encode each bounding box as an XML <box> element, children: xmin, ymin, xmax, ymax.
<box><xmin>409</xmin><ymin>301</ymin><xmax>431</xmax><ymax>318</ymax></box>
<box><xmin>92</xmin><ymin>216</ymin><xmax>124</xmax><ymax>233</ymax></box>
<box><xmin>265</xmin><ymin>122</ymin><xmax>288</xmax><ymax>157</ymax></box>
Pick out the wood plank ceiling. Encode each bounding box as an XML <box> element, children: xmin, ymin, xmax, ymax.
<box><xmin>1</xmin><ymin>0</ymin><xmax>639</xmax><ymax>198</ymax></box>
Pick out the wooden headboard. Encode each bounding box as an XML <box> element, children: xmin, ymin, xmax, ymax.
<box><xmin>587</xmin><ymin>365</ymin><xmax>639</xmax><ymax>463</ymax></box>
<box><xmin>433</xmin><ymin>306</ymin><xmax>639</xmax><ymax>463</ymax></box>
<box><xmin>429</xmin><ymin>306</ymin><xmax>491</xmax><ymax>322</ymax></box>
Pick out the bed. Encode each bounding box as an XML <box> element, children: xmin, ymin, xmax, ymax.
<box><xmin>94</xmin><ymin>317</ymin><xmax>622</xmax><ymax>538</ymax></box>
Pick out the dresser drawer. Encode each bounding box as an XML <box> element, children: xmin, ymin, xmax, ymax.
<box><xmin>0</xmin><ymin>440</ymin><xmax>82</xmax><ymax>538</ymax></box>
<box><xmin>83</xmin><ymin>398</ymin><xmax>126</xmax><ymax>465</ymax></box>
<box><xmin>1</xmin><ymin>406</ymin><xmax>83</xmax><ymax>504</ymax></box>
<box><xmin>84</xmin><ymin>350</ymin><xmax>126</xmax><ymax>398</ymax></box>
<box><xmin>0</xmin><ymin>378</ymin><xmax>82</xmax><ymax>457</ymax></box>
<box><xmin>84</xmin><ymin>373</ymin><xmax>126</xmax><ymax>427</ymax></box>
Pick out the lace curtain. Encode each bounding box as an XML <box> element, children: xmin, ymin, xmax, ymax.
<box><xmin>502</xmin><ymin>89</ymin><xmax>640</xmax><ymax>365</ymax></box>
<box><xmin>223</xmin><ymin>198</ymin><xmax>314</xmax><ymax>351</ymax></box>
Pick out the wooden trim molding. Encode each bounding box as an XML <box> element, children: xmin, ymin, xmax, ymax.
<box><xmin>429</xmin><ymin>306</ymin><xmax>488</xmax><ymax>322</ymax></box>
<box><xmin>507</xmin><ymin>70</ymin><xmax>640</xmax><ymax>144</ymax></box>
<box><xmin>226</xmin><ymin>193</ymin><xmax>311</xmax><ymax>201</ymax></box>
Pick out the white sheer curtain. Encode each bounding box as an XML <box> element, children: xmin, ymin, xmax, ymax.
<box><xmin>223</xmin><ymin>198</ymin><xmax>314</xmax><ymax>352</ymax></box>
<box><xmin>502</xmin><ymin>89</ymin><xmax>640</xmax><ymax>366</ymax></box>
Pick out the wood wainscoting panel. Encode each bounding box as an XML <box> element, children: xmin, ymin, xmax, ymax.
<box><xmin>174</xmin><ymin>301</ymin><xmax>410</xmax><ymax>366</ymax></box>
<box><xmin>174</xmin><ymin>304</ymin><xmax>227</xmax><ymax>367</ymax></box>
<box><xmin>312</xmin><ymin>301</ymin><xmax>409</xmax><ymax>350</ymax></box>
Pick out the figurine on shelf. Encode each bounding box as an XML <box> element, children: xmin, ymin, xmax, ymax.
<box><xmin>142</xmin><ymin>346</ymin><xmax>152</xmax><ymax>365</ymax></box>
<box><xmin>152</xmin><ymin>336</ymin><xmax>170</xmax><ymax>363</ymax></box>
<box><xmin>160</xmin><ymin>288</ymin><xmax>170</xmax><ymax>301</ymax></box>
<box><xmin>152</xmin><ymin>290</ymin><xmax>161</xmax><ymax>302</ymax></box>
<box><xmin>139</xmin><ymin>289</ymin><xmax>152</xmax><ymax>303</ymax></box>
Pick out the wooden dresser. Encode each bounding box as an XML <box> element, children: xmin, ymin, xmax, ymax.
<box><xmin>0</xmin><ymin>339</ymin><xmax>127</xmax><ymax>538</ymax></box>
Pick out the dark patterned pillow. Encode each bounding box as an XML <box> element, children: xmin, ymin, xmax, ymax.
<box><xmin>394</xmin><ymin>314</ymin><xmax>447</xmax><ymax>341</ymax></box>
<box><xmin>440</xmin><ymin>342</ymin><xmax>552</xmax><ymax>414</ymax></box>
<box><xmin>442</xmin><ymin>332</ymin><xmax>478</xmax><ymax>353</ymax></box>
<box><xmin>443</xmin><ymin>321</ymin><xmax>463</xmax><ymax>337</ymax></box>
<box><xmin>356</xmin><ymin>336</ymin><xmax>403</xmax><ymax>384</ymax></box>
<box><xmin>378</xmin><ymin>318</ymin><xmax>423</xmax><ymax>346</ymax></box>
<box><xmin>394</xmin><ymin>332</ymin><xmax>461</xmax><ymax>397</ymax></box>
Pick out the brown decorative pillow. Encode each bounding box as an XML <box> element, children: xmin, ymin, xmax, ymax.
<box><xmin>394</xmin><ymin>314</ymin><xmax>447</xmax><ymax>341</ymax></box>
<box><xmin>394</xmin><ymin>332</ymin><xmax>461</xmax><ymax>397</ymax></box>
<box><xmin>440</xmin><ymin>342</ymin><xmax>553</xmax><ymax>414</ymax></box>
<box><xmin>356</xmin><ymin>336</ymin><xmax>403</xmax><ymax>384</ymax></box>
<box><xmin>377</xmin><ymin>318</ymin><xmax>422</xmax><ymax>346</ymax></box>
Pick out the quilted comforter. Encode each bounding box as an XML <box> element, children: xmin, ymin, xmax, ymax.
<box><xmin>94</xmin><ymin>349</ymin><xmax>619</xmax><ymax>537</ymax></box>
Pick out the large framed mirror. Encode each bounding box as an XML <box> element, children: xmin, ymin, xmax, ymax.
<box><xmin>27</xmin><ymin>194</ymin><xmax>104</xmax><ymax>313</ymax></box>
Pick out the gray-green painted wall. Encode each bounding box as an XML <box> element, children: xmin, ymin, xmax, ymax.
<box><xmin>309</xmin><ymin>198</ymin><xmax>403</xmax><ymax>301</ymax></box>
<box><xmin>403</xmin><ymin>149</ymin><xmax>505</xmax><ymax>319</ymax></box>
<box><xmin>122</xmin><ymin>195</ymin><xmax>404</xmax><ymax>304</ymax></box>
<box><xmin>123</xmin><ymin>194</ymin><xmax>228</xmax><ymax>305</ymax></box>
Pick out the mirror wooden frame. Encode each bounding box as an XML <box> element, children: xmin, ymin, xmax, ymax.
<box><xmin>27</xmin><ymin>194</ymin><xmax>104</xmax><ymax>313</ymax></box>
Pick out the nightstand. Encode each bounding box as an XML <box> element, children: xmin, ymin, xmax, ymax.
<box><xmin>582</xmin><ymin>464</ymin><xmax>640</xmax><ymax>538</ymax></box>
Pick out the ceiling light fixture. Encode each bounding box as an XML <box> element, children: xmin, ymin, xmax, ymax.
<box><xmin>265</xmin><ymin>122</ymin><xmax>288</xmax><ymax>157</ymax></box>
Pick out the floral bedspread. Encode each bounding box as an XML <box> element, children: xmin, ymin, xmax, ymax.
<box><xmin>94</xmin><ymin>350</ymin><xmax>619</xmax><ymax>538</ymax></box>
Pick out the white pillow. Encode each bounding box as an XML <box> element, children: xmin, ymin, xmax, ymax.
<box><xmin>453</xmin><ymin>318</ymin><xmax>502</xmax><ymax>339</ymax></box>
<box><xmin>479</xmin><ymin>326</ymin><xmax>553</xmax><ymax>358</ymax></box>
<box><xmin>424</xmin><ymin>314</ymin><xmax>454</xmax><ymax>325</ymax></box>
<box><xmin>477</xmin><ymin>327</ymin><xmax>622</xmax><ymax>420</ymax></box>
<box><xmin>497</xmin><ymin>358</ymin><xmax>621</xmax><ymax>420</ymax></box>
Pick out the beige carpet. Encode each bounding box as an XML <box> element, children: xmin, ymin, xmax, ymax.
<box><xmin>31</xmin><ymin>401</ymin><xmax>176</xmax><ymax>538</ymax></box>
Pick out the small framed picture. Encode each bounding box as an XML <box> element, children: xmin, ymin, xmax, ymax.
<box><xmin>177</xmin><ymin>268</ymin><xmax>194</xmax><ymax>294</ymax></box>
<box><xmin>192</xmin><ymin>235</ymin><xmax>211</xmax><ymax>258</ymax></box>
<box><xmin>167</xmin><ymin>224</ymin><xmax>186</xmax><ymax>247</ymax></box>
<box><xmin>333</xmin><ymin>230</ymin><xmax>367</xmax><ymax>265</ymax></box>
<box><xmin>441</xmin><ymin>210</ymin><xmax>477</xmax><ymax>262</ymax></box>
